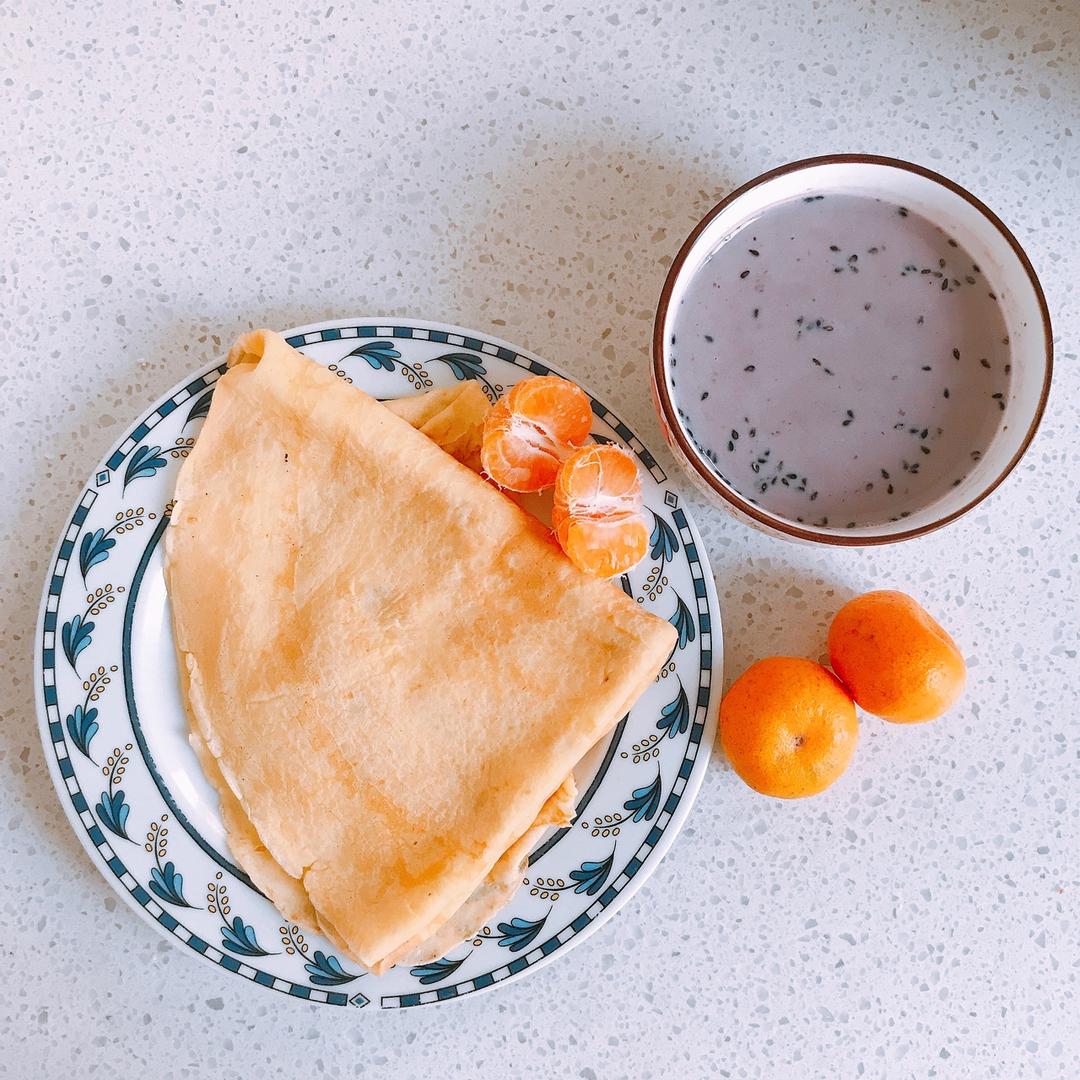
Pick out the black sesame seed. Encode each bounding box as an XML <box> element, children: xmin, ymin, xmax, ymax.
<box><xmin>917</xmin><ymin>315</ymin><xmax>925</xmax><ymax>325</ymax></box>
<box><xmin>953</xmin><ymin>478</ymin><xmax>962</xmax><ymax>486</ymax></box>
<box><xmin>812</xmin><ymin>357</ymin><xmax>821</xmax><ymax>366</ymax></box>
<box><xmin>965</xmin><ymin>275</ymin><xmax>976</xmax><ymax>285</ymax></box>
<box><xmin>749</xmin><ymin>427</ymin><xmax>756</xmax><ymax>437</ymax></box>
<box><xmin>920</xmin><ymin>445</ymin><xmax>931</xmax><ymax>455</ymax></box>
<box><xmin>829</xmin><ymin>244</ymin><xmax>840</xmax><ymax>252</ymax></box>
<box><xmin>881</xmin><ymin>469</ymin><xmax>890</xmax><ymax>479</ymax></box>
<box><xmin>980</xmin><ymin>358</ymin><xmax>991</xmax><ymax>368</ymax></box>
<box><xmin>1004</xmin><ymin>363</ymin><xmax>1011</xmax><ymax>373</ymax></box>
<box><xmin>941</xmin><ymin>279</ymin><xmax>949</xmax><ymax>291</ymax></box>
<box><xmin>810</xmin><ymin>491</ymin><xmax>818</xmax><ymax>501</ymax></box>
<box><xmin>864</xmin><ymin>302</ymin><xmax>872</xmax><ymax>311</ymax></box>
<box><xmin>728</xmin><ymin>441</ymin><xmax>734</xmax><ymax>452</ymax></box>
<box><xmin>898</xmin><ymin>207</ymin><xmax>909</xmax><ymax>217</ymax></box>
<box><xmin>887</xmin><ymin>483</ymin><xmax>894</xmax><ymax>494</ymax></box>
<box><xmin>704</xmin><ymin>334</ymin><xmax>714</xmax><ymax>343</ymax></box>
<box><xmin>748</xmin><ymin>248</ymin><xmax>760</xmax><ymax>257</ymax></box>
<box><xmin>998</xmin><ymin>400</ymin><xmax>1006</xmax><ymax>410</ymax></box>
<box><xmin>922</xmin><ymin>365</ymin><xmax>932</xmax><ymax>371</ymax></box>
<box><xmin>848</xmin><ymin>254</ymin><xmax>858</xmax><ymax>263</ymax></box>
<box><xmin>971</xmin><ymin>450</ymin><xmax>982</xmax><ymax>460</ymax></box>
<box><xmin>992</xmin><ymin>392</ymin><xmax>1004</xmax><ymax>399</ymax></box>
<box><xmin>824</xmin><ymin>367</ymin><xmax>834</xmax><ymax>376</ymax></box>
<box><xmin>731</xmin><ymin>429</ymin><xmax>739</xmax><ymax>440</ymax></box>
<box><xmin>948</xmin><ymin>238</ymin><xmax>958</xmax><ymax>247</ymax></box>
<box><xmin>952</xmin><ymin>348</ymin><xmax>960</xmax><ymax>360</ymax></box>
<box><xmin>868</xmin><ymin>246</ymin><xmax>879</xmax><ymax>254</ymax></box>
<box><xmin>671</xmin><ymin>334</ymin><xmax>676</xmax><ymax>345</ymax></box>
<box><xmin>753</xmin><ymin>308</ymin><xmax>759</xmax><ymax>318</ymax></box>
<box><xmin>920</xmin><ymin>428</ymin><xmax>929</xmax><ymax>439</ymax></box>
<box><xmin>943</xmin><ymin>388</ymin><xmax>950</xmax><ymax>398</ymax></box>
<box><xmin>833</xmin><ymin>267</ymin><xmax>844</xmax><ymax>274</ymax></box>
<box><xmin>739</xmin><ymin>269</ymin><xmax>750</xmax><ymax>279</ymax></box>
<box><xmin>700</xmin><ymin>391</ymin><xmax>709</xmax><ymax>401</ymax></box>
<box><xmin>939</xmin><ymin>258</ymin><xmax>947</xmax><ymax>269</ymax></box>
<box><xmin>744</xmin><ymin>364</ymin><xmax>756</xmax><ymax>372</ymax></box>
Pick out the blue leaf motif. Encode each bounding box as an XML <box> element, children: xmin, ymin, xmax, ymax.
<box><xmin>221</xmin><ymin>916</ymin><xmax>271</xmax><ymax>957</ymax></box>
<box><xmin>184</xmin><ymin>388</ymin><xmax>215</xmax><ymax>426</ymax></box>
<box><xmin>649</xmin><ymin>512</ymin><xmax>680</xmax><ymax>562</ymax></box>
<box><xmin>668</xmin><ymin>594</ymin><xmax>696</xmax><ymax>650</ymax></box>
<box><xmin>657</xmin><ymin>679</ymin><xmax>690</xmax><ymax>738</ymax></box>
<box><xmin>304</xmin><ymin>949</ymin><xmax>360</xmax><ymax>986</ymax></box>
<box><xmin>409</xmin><ymin>955</ymin><xmax>466</xmax><ymax>985</ymax></box>
<box><xmin>624</xmin><ymin>770</ymin><xmax>662</xmax><ymax>823</ymax></box>
<box><xmin>496</xmin><ymin>914</ymin><xmax>548</xmax><ymax>953</ymax></box>
<box><xmin>61</xmin><ymin>614</ymin><xmax>94</xmax><ymax>672</ymax></box>
<box><xmin>433</xmin><ymin>352</ymin><xmax>487</xmax><ymax>382</ymax></box>
<box><xmin>95</xmin><ymin>789</ymin><xmax>130</xmax><ymax>839</ymax></box>
<box><xmin>347</xmin><ymin>341</ymin><xmax>401</xmax><ymax>371</ymax></box>
<box><xmin>65</xmin><ymin>704</ymin><xmax>99</xmax><ymax>759</ymax></box>
<box><xmin>123</xmin><ymin>444</ymin><xmax>169</xmax><ymax>489</ymax></box>
<box><xmin>148</xmin><ymin>861</ymin><xmax>193</xmax><ymax>908</ymax></box>
<box><xmin>569</xmin><ymin>850</ymin><xmax>615</xmax><ymax>896</ymax></box>
<box><xmin>79</xmin><ymin>528</ymin><xmax>115</xmax><ymax>581</ymax></box>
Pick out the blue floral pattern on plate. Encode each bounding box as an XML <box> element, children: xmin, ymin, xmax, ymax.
<box><xmin>34</xmin><ymin>318</ymin><xmax>720</xmax><ymax>1009</ymax></box>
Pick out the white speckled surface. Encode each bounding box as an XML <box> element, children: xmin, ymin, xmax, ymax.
<box><xmin>2</xmin><ymin>1</ymin><xmax>1078</xmax><ymax>1075</ymax></box>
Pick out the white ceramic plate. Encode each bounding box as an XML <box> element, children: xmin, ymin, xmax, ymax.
<box><xmin>34</xmin><ymin>318</ymin><xmax>721</xmax><ymax>1009</ymax></box>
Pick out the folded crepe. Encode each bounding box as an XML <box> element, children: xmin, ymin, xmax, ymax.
<box><xmin>164</xmin><ymin>330</ymin><xmax>677</xmax><ymax>972</ymax></box>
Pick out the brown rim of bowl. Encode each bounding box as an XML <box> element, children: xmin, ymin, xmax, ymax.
<box><xmin>651</xmin><ymin>153</ymin><xmax>1054</xmax><ymax>547</ymax></box>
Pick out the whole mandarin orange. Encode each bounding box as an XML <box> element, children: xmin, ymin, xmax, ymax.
<box><xmin>827</xmin><ymin>590</ymin><xmax>965</xmax><ymax>724</ymax></box>
<box><xmin>720</xmin><ymin>657</ymin><xmax>858</xmax><ymax>799</ymax></box>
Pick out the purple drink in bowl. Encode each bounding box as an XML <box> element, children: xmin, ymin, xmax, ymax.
<box><xmin>652</xmin><ymin>156</ymin><xmax>1052</xmax><ymax>546</ymax></box>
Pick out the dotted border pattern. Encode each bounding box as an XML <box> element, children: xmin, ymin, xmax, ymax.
<box><xmin>36</xmin><ymin>322</ymin><xmax>715</xmax><ymax>1011</ymax></box>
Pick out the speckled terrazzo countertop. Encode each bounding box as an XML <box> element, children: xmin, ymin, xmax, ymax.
<box><xmin>2</xmin><ymin>2</ymin><xmax>1077</xmax><ymax>1076</ymax></box>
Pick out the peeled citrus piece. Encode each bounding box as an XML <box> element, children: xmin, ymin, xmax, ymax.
<box><xmin>480</xmin><ymin>376</ymin><xmax>592</xmax><ymax>492</ymax></box>
<box><xmin>552</xmin><ymin>444</ymin><xmax>649</xmax><ymax>579</ymax></box>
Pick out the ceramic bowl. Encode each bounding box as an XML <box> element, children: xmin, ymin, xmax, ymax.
<box><xmin>651</xmin><ymin>154</ymin><xmax>1053</xmax><ymax>545</ymax></box>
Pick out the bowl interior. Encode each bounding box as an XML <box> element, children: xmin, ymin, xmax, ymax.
<box><xmin>659</xmin><ymin>158</ymin><xmax>1050</xmax><ymax>543</ymax></box>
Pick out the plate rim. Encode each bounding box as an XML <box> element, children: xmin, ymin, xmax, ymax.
<box><xmin>33</xmin><ymin>315</ymin><xmax>722</xmax><ymax>1007</ymax></box>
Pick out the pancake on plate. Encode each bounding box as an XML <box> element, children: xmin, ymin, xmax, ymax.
<box><xmin>164</xmin><ymin>330</ymin><xmax>676</xmax><ymax>972</ymax></box>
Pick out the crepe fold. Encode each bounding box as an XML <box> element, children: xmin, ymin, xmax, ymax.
<box><xmin>164</xmin><ymin>329</ymin><xmax>677</xmax><ymax>972</ymax></box>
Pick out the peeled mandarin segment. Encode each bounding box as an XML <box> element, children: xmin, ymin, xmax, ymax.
<box><xmin>481</xmin><ymin>377</ymin><xmax>592</xmax><ymax>492</ymax></box>
<box><xmin>827</xmin><ymin>590</ymin><xmax>966</xmax><ymax>723</ymax></box>
<box><xmin>481</xmin><ymin>398</ymin><xmax>562</xmax><ymax>491</ymax></box>
<box><xmin>554</xmin><ymin>443</ymin><xmax>642</xmax><ymax>517</ymax></box>
<box><xmin>553</xmin><ymin>443</ymin><xmax>644</xmax><ymax>524</ymax></box>
<box><xmin>506</xmin><ymin>376</ymin><xmax>593</xmax><ymax>448</ymax></box>
<box><xmin>719</xmin><ymin>656</ymin><xmax>858</xmax><ymax>799</ymax></box>
<box><xmin>555</xmin><ymin>514</ymin><xmax>649</xmax><ymax>580</ymax></box>
<box><xmin>552</xmin><ymin>444</ymin><xmax>648</xmax><ymax>578</ymax></box>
